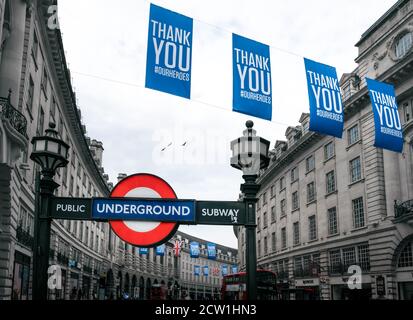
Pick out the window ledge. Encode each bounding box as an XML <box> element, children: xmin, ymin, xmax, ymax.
<box><xmin>293</xmin><ymin>243</ymin><xmax>301</xmax><ymax>248</ymax></box>
<box><xmin>350</xmin><ymin>226</ymin><xmax>368</xmax><ymax>233</ymax></box>
<box><xmin>324</xmin><ymin>155</ymin><xmax>336</xmax><ymax>164</ymax></box>
<box><xmin>291</xmin><ymin>208</ymin><xmax>300</xmax><ymax>213</ymax></box>
<box><xmin>280</xmin><ymin>214</ymin><xmax>287</xmax><ymax>219</ymax></box>
<box><xmin>326</xmin><ymin>233</ymin><xmax>339</xmax><ymax>239</ymax></box>
<box><xmin>348</xmin><ymin>178</ymin><xmax>364</xmax><ymax>188</ymax></box>
<box><xmin>307</xmin><ymin>239</ymin><xmax>318</xmax><ymax>244</ymax></box>
<box><xmin>325</xmin><ymin>190</ymin><xmax>338</xmax><ymax>198</ymax></box>
<box><xmin>279</xmin><ymin>187</ymin><xmax>286</xmax><ymax>194</ymax></box>
<box><xmin>346</xmin><ymin>139</ymin><xmax>362</xmax><ymax>151</ymax></box>
<box><xmin>291</xmin><ymin>179</ymin><xmax>298</xmax><ymax>185</ymax></box>
<box><xmin>305</xmin><ymin>168</ymin><xmax>315</xmax><ymax>176</ymax></box>
<box><xmin>306</xmin><ymin>199</ymin><xmax>317</xmax><ymax>207</ymax></box>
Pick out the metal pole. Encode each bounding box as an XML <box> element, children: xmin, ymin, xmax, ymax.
<box><xmin>241</xmin><ymin>174</ymin><xmax>260</xmax><ymax>300</ymax></box>
<box><xmin>32</xmin><ymin>170</ymin><xmax>59</xmax><ymax>300</ymax></box>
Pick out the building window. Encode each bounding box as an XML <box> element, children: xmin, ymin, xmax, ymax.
<box><xmin>263</xmin><ymin>191</ymin><xmax>267</xmax><ymax>205</ymax></box>
<box><xmin>349</xmin><ymin>157</ymin><xmax>362</xmax><ymax>183</ymax></box>
<box><xmin>41</xmin><ymin>67</ymin><xmax>48</xmax><ymax>96</ymax></box>
<box><xmin>262</xmin><ymin>212</ymin><xmax>268</xmax><ymax>229</ymax></box>
<box><xmin>397</xmin><ymin>242</ymin><xmax>412</xmax><ymax>268</ymax></box>
<box><xmin>270</xmin><ymin>185</ymin><xmax>275</xmax><ymax>198</ymax></box>
<box><xmin>50</xmin><ymin>96</ymin><xmax>56</xmax><ymax>121</ymax></box>
<box><xmin>395</xmin><ymin>32</ymin><xmax>412</xmax><ymax>59</ymax></box>
<box><xmin>348</xmin><ymin>124</ymin><xmax>360</xmax><ymax>145</ymax></box>
<box><xmin>352</xmin><ymin>197</ymin><xmax>365</xmax><ymax>229</ymax></box>
<box><xmin>292</xmin><ymin>191</ymin><xmax>299</xmax><ymax>210</ymax></box>
<box><xmin>358</xmin><ymin>244</ymin><xmax>371</xmax><ymax>271</ymax></box>
<box><xmin>69</xmin><ymin>175</ymin><xmax>74</xmax><ymax>195</ymax></box>
<box><xmin>257</xmin><ymin>240</ymin><xmax>261</xmax><ymax>257</ymax></box>
<box><xmin>307</xmin><ymin>182</ymin><xmax>315</xmax><ymax>203</ymax></box>
<box><xmin>291</xmin><ymin>167</ymin><xmax>298</xmax><ymax>182</ymax></box>
<box><xmin>37</xmin><ymin>107</ymin><xmax>45</xmax><ymax>136</ymax></box>
<box><xmin>342</xmin><ymin>247</ymin><xmax>356</xmax><ymax>267</ymax></box>
<box><xmin>308</xmin><ymin>215</ymin><xmax>317</xmax><ymax>241</ymax></box>
<box><xmin>281</xmin><ymin>228</ymin><xmax>287</xmax><ymax>249</ymax></box>
<box><xmin>293</xmin><ymin>222</ymin><xmax>300</xmax><ymax>246</ymax></box>
<box><xmin>264</xmin><ymin>237</ymin><xmax>268</xmax><ymax>255</ymax></box>
<box><xmin>326</xmin><ymin>170</ymin><xmax>336</xmax><ymax>194</ymax></box>
<box><xmin>271</xmin><ymin>206</ymin><xmax>276</xmax><ymax>222</ymax></box>
<box><xmin>324</xmin><ymin>142</ymin><xmax>335</xmax><ymax>160</ymax></box>
<box><xmin>306</xmin><ymin>155</ymin><xmax>315</xmax><ymax>172</ymax></box>
<box><xmin>32</xmin><ymin>31</ymin><xmax>39</xmax><ymax>63</ymax></box>
<box><xmin>62</xmin><ymin>166</ymin><xmax>67</xmax><ymax>187</ymax></box>
<box><xmin>403</xmin><ymin>101</ymin><xmax>411</xmax><ymax>123</ymax></box>
<box><xmin>271</xmin><ymin>232</ymin><xmax>276</xmax><ymax>252</ymax></box>
<box><xmin>280</xmin><ymin>177</ymin><xmax>285</xmax><ymax>190</ymax></box>
<box><xmin>327</xmin><ymin>207</ymin><xmax>338</xmax><ymax>235</ymax></box>
<box><xmin>280</xmin><ymin>199</ymin><xmax>286</xmax><ymax>216</ymax></box>
<box><xmin>329</xmin><ymin>250</ymin><xmax>341</xmax><ymax>273</ymax></box>
<box><xmin>27</xmin><ymin>76</ymin><xmax>34</xmax><ymax>113</ymax></box>
<box><xmin>257</xmin><ymin>217</ymin><xmax>261</xmax><ymax>231</ymax></box>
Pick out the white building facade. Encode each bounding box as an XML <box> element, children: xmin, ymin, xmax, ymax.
<box><xmin>236</xmin><ymin>0</ymin><xmax>413</xmax><ymax>300</ymax></box>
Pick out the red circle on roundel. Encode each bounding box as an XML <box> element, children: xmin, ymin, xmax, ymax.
<box><xmin>109</xmin><ymin>174</ymin><xmax>179</xmax><ymax>247</ymax></box>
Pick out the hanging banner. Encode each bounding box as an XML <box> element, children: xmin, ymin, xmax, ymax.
<box><xmin>304</xmin><ymin>58</ymin><xmax>343</xmax><ymax>138</ymax></box>
<box><xmin>156</xmin><ymin>244</ymin><xmax>165</xmax><ymax>256</ymax></box>
<box><xmin>190</xmin><ymin>241</ymin><xmax>200</xmax><ymax>258</ymax></box>
<box><xmin>232</xmin><ymin>33</ymin><xmax>272</xmax><ymax>121</ymax></box>
<box><xmin>232</xmin><ymin>265</ymin><xmax>238</xmax><ymax>274</ymax></box>
<box><xmin>139</xmin><ymin>247</ymin><xmax>148</xmax><ymax>255</ymax></box>
<box><xmin>366</xmin><ymin>78</ymin><xmax>403</xmax><ymax>153</ymax></box>
<box><xmin>194</xmin><ymin>265</ymin><xmax>200</xmax><ymax>276</ymax></box>
<box><xmin>145</xmin><ymin>4</ymin><xmax>193</xmax><ymax>99</ymax></box>
<box><xmin>222</xmin><ymin>264</ymin><xmax>228</xmax><ymax>276</ymax></box>
<box><xmin>203</xmin><ymin>266</ymin><xmax>209</xmax><ymax>277</ymax></box>
<box><xmin>207</xmin><ymin>243</ymin><xmax>216</xmax><ymax>260</ymax></box>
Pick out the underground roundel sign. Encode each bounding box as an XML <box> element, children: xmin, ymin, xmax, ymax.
<box><xmin>109</xmin><ymin>173</ymin><xmax>179</xmax><ymax>247</ymax></box>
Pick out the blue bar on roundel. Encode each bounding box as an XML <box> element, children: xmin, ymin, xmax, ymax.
<box><xmin>91</xmin><ymin>198</ymin><xmax>196</xmax><ymax>222</ymax></box>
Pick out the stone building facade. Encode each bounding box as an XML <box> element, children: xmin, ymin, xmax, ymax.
<box><xmin>0</xmin><ymin>0</ymin><xmax>237</xmax><ymax>300</ymax></box>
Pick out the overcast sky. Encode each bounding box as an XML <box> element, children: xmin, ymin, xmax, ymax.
<box><xmin>58</xmin><ymin>0</ymin><xmax>397</xmax><ymax>248</ymax></box>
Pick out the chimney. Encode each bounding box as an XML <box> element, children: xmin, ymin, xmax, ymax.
<box><xmin>90</xmin><ymin>139</ymin><xmax>104</xmax><ymax>167</ymax></box>
<box><xmin>117</xmin><ymin>173</ymin><xmax>127</xmax><ymax>182</ymax></box>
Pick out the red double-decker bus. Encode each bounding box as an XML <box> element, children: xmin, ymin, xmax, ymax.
<box><xmin>221</xmin><ymin>270</ymin><xmax>277</xmax><ymax>300</ymax></box>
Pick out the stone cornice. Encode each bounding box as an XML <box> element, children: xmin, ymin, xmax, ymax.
<box><xmin>38</xmin><ymin>1</ymin><xmax>109</xmax><ymax>195</ymax></box>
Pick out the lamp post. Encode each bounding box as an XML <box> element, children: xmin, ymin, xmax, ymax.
<box><xmin>230</xmin><ymin>120</ymin><xmax>270</xmax><ymax>300</ymax></box>
<box><xmin>30</xmin><ymin>123</ymin><xmax>69</xmax><ymax>300</ymax></box>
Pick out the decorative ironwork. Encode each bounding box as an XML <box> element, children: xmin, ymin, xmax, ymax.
<box><xmin>0</xmin><ymin>94</ymin><xmax>28</xmax><ymax>138</ymax></box>
<box><xmin>394</xmin><ymin>200</ymin><xmax>413</xmax><ymax>218</ymax></box>
<box><xmin>16</xmin><ymin>225</ymin><xmax>34</xmax><ymax>248</ymax></box>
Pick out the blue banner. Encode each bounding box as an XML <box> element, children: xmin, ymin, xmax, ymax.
<box><xmin>232</xmin><ymin>265</ymin><xmax>238</xmax><ymax>274</ymax></box>
<box><xmin>203</xmin><ymin>266</ymin><xmax>209</xmax><ymax>276</ymax></box>
<box><xmin>145</xmin><ymin>4</ymin><xmax>193</xmax><ymax>99</ymax></box>
<box><xmin>222</xmin><ymin>265</ymin><xmax>228</xmax><ymax>276</ymax></box>
<box><xmin>194</xmin><ymin>265</ymin><xmax>200</xmax><ymax>276</ymax></box>
<box><xmin>91</xmin><ymin>198</ymin><xmax>195</xmax><ymax>222</ymax></box>
<box><xmin>190</xmin><ymin>241</ymin><xmax>199</xmax><ymax>258</ymax></box>
<box><xmin>304</xmin><ymin>58</ymin><xmax>344</xmax><ymax>138</ymax></box>
<box><xmin>366</xmin><ymin>78</ymin><xmax>403</xmax><ymax>153</ymax></box>
<box><xmin>139</xmin><ymin>247</ymin><xmax>148</xmax><ymax>255</ymax></box>
<box><xmin>232</xmin><ymin>33</ymin><xmax>272</xmax><ymax>120</ymax></box>
<box><xmin>207</xmin><ymin>243</ymin><xmax>216</xmax><ymax>260</ymax></box>
<box><xmin>156</xmin><ymin>244</ymin><xmax>165</xmax><ymax>256</ymax></box>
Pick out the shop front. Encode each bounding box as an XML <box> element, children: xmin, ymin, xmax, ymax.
<box><xmin>330</xmin><ymin>275</ymin><xmax>372</xmax><ymax>300</ymax></box>
<box><xmin>294</xmin><ymin>278</ymin><xmax>320</xmax><ymax>300</ymax></box>
<box><xmin>11</xmin><ymin>251</ymin><xmax>31</xmax><ymax>300</ymax></box>
<box><xmin>396</xmin><ymin>271</ymin><xmax>413</xmax><ymax>300</ymax></box>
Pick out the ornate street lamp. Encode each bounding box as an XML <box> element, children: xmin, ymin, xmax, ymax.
<box><xmin>30</xmin><ymin>123</ymin><xmax>69</xmax><ymax>300</ymax></box>
<box><xmin>230</xmin><ymin>120</ymin><xmax>270</xmax><ymax>300</ymax></box>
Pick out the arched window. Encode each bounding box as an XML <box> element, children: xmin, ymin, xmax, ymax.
<box><xmin>398</xmin><ymin>241</ymin><xmax>413</xmax><ymax>268</ymax></box>
<box><xmin>395</xmin><ymin>32</ymin><xmax>413</xmax><ymax>59</ymax></box>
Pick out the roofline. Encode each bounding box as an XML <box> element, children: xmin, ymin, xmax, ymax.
<box><xmin>355</xmin><ymin>0</ymin><xmax>409</xmax><ymax>47</ymax></box>
<box><xmin>176</xmin><ymin>230</ymin><xmax>238</xmax><ymax>252</ymax></box>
